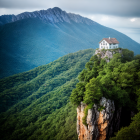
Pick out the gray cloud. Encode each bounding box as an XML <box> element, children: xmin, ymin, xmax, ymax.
<box><xmin>0</xmin><ymin>0</ymin><xmax>140</xmax><ymax>17</ymax></box>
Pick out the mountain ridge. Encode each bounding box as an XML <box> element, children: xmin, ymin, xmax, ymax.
<box><xmin>0</xmin><ymin>7</ymin><xmax>96</xmax><ymax>25</ymax></box>
<box><xmin>0</xmin><ymin>7</ymin><xmax>140</xmax><ymax>79</ymax></box>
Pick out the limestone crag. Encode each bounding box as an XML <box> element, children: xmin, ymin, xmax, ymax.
<box><xmin>77</xmin><ymin>97</ymin><xmax>115</xmax><ymax>140</ymax></box>
<box><xmin>95</xmin><ymin>49</ymin><xmax>122</xmax><ymax>62</ymax></box>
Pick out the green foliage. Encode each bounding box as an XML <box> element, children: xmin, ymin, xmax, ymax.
<box><xmin>0</xmin><ymin>102</ymin><xmax>78</xmax><ymax>140</ymax></box>
<box><xmin>110</xmin><ymin>87</ymin><xmax>140</xmax><ymax>139</ymax></box>
<box><xmin>0</xmin><ymin>49</ymin><xmax>95</xmax><ymax>140</ymax></box>
<box><xmin>134</xmin><ymin>54</ymin><xmax>140</xmax><ymax>60</ymax></box>
<box><xmin>70</xmin><ymin>48</ymin><xmax>140</xmax><ymax>140</ymax></box>
<box><xmin>70</xmin><ymin>49</ymin><xmax>140</xmax><ymax>111</ymax></box>
<box><xmin>70</xmin><ymin>82</ymin><xmax>86</xmax><ymax>106</ymax></box>
<box><xmin>136</xmin><ymin>89</ymin><xmax>140</xmax><ymax>111</ymax></box>
<box><xmin>98</xmin><ymin>106</ymin><xmax>105</xmax><ymax>112</ymax></box>
<box><xmin>110</xmin><ymin>108</ymin><xmax>140</xmax><ymax>140</ymax></box>
<box><xmin>121</xmin><ymin>49</ymin><xmax>134</xmax><ymax>62</ymax></box>
<box><xmin>84</xmin><ymin>78</ymin><xmax>103</xmax><ymax>104</ymax></box>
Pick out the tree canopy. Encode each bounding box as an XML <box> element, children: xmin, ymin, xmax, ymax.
<box><xmin>0</xmin><ymin>49</ymin><xmax>95</xmax><ymax>140</ymax></box>
<box><xmin>70</xmin><ymin>48</ymin><xmax>140</xmax><ymax>139</ymax></box>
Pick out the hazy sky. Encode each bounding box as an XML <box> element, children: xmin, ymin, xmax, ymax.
<box><xmin>0</xmin><ymin>0</ymin><xmax>140</xmax><ymax>43</ymax></box>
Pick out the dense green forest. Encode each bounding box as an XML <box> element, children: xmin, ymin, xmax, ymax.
<box><xmin>0</xmin><ymin>49</ymin><xmax>95</xmax><ymax>140</ymax></box>
<box><xmin>70</xmin><ymin>48</ymin><xmax>140</xmax><ymax>139</ymax></box>
<box><xmin>1</xmin><ymin>48</ymin><xmax>140</xmax><ymax>140</ymax></box>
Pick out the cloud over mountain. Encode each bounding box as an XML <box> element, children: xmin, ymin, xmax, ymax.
<box><xmin>0</xmin><ymin>0</ymin><xmax>140</xmax><ymax>17</ymax></box>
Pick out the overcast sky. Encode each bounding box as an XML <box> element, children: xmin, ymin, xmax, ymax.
<box><xmin>0</xmin><ymin>0</ymin><xmax>140</xmax><ymax>43</ymax></box>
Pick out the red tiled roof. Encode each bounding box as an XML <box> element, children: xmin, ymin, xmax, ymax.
<box><xmin>99</xmin><ymin>38</ymin><xmax>119</xmax><ymax>44</ymax></box>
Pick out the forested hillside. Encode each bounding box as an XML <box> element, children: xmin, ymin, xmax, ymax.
<box><xmin>0</xmin><ymin>49</ymin><xmax>94</xmax><ymax>140</ymax></box>
<box><xmin>1</xmin><ymin>48</ymin><xmax>140</xmax><ymax>140</ymax></box>
<box><xmin>70</xmin><ymin>48</ymin><xmax>140</xmax><ymax>139</ymax></box>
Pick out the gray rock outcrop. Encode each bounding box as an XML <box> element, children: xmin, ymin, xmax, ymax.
<box><xmin>77</xmin><ymin>97</ymin><xmax>118</xmax><ymax>140</ymax></box>
<box><xmin>95</xmin><ymin>49</ymin><xmax>122</xmax><ymax>62</ymax></box>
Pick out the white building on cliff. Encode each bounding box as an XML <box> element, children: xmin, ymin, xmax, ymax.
<box><xmin>99</xmin><ymin>37</ymin><xmax>119</xmax><ymax>49</ymax></box>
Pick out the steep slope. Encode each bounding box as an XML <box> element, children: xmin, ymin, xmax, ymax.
<box><xmin>0</xmin><ymin>49</ymin><xmax>94</xmax><ymax>140</ymax></box>
<box><xmin>0</xmin><ymin>7</ymin><xmax>140</xmax><ymax>79</ymax></box>
<box><xmin>70</xmin><ymin>48</ymin><xmax>140</xmax><ymax>140</ymax></box>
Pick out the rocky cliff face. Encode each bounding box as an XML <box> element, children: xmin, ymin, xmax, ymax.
<box><xmin>77</xmin><ymin>97</ymin><xmax>121</xmax><ymax>140</ymax></box>
<box><xmin>76</xmin><ymin>49</ymin><xmax>132</xmax><ymax>140</ymax></box>
<box><xmin>95</xmin><ymin>49</ymin><xmax>122</xmax><ymax>63</ymax></box>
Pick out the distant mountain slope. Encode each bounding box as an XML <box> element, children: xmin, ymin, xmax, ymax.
<box><xmin>0</xmin><ymin>7</ymin><xmax>140</xmax><ymax>79</ymax></box>
<box><xmin>0</xmin><ymin>49</ymin><xmax>94</xmax><ymax>140</ymax></box>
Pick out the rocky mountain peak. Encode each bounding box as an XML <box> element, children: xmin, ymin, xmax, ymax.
<box><xmin>0</xmin><ymin>7</ymin><xmax>96</xmax><ymax>25</ymax></box>
<box><xmin>52</xmin><ymin>7</ymin><xmax>63</xmax><ymax>12</ymax></box>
